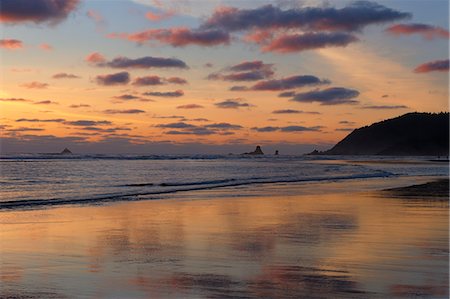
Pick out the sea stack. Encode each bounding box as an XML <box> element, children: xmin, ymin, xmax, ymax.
<box><xmin>61</xmin><ymin>148</ymin><xmax>72</xmax><ymax>154</ymax></box>
<box><xmin>243</xmin><ymin>145</ymin><xmax>264</xmax><ymax>155</ymax></box>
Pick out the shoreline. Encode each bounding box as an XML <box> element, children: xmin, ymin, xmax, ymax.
<box><xmin>1</xmin><ymin>174</ymin><xmax>447</xmax><ymax>298</ymax></box>
<box><xmin>1</xmin><ymin>174</ymin><xmax>447</xmax><ymax>211</ymax></box>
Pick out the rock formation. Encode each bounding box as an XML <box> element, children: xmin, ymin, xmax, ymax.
<box><xmin>61</xmin><ymin>148</ymin><xmax>73</xmax><ymax>154</ymax></box>
<box><xmin>242</xmin><ymin>145</ymin><xmax>264</xmax><ymax>155</ymax></box>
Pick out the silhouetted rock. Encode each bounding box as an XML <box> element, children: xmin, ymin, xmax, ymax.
<box><xmin>242</xmin><ymin>145</ymin><xmax>264</xmax><ymax>155</ymax></box>
<box><xmin>275</xmin><ymin>150</ymin><xmax>279</xmax><ymax>155</ymax></box>
<box><xmin>307</xmin><ymin>149</ymin><xmax>321</xmax><ymax>155</ymax></box>
<box><xmin>321</xmin><ymin>112</ymin><xmax>449</xmax><ymax>156</ymax></box>
<box><xmin>61</xmin><ymin>148</ymin><xmax>72</xmax><ymax>154</ymax></box>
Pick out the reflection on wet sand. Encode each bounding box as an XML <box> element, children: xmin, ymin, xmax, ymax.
<box><xmin>0</xmin><ymin>182</ymin><xmax>448</xmax><ymax>298</ymax></box>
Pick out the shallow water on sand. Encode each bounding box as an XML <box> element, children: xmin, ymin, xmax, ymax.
<box><xmin>0</xmin><ymin>179</ymin><xmax>448</xmax><ymax>298</ymax></box>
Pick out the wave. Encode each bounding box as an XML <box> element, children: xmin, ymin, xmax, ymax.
<box><xmin>0</xmin><ymin>171</ymin><xmax>393</xmax><ymax>210</ymax></box>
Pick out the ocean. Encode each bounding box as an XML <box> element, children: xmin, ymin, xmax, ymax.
<box><xmin>1</xmin><ymin>155</ymin><xmax>448</xmax><ymax>209</ymax></box>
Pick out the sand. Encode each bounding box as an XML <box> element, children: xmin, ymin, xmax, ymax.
<box><xmin>0</xmin><ymin>177</ymin><xmax>448</xmax><ymax>298</ymax></box>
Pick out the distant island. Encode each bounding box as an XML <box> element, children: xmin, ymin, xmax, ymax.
<box><xmin>309</xmin><ymin>112</ymin><xmax>449</xmax><ymax>156</ymax></box>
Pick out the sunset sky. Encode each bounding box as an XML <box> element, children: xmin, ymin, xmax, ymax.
<box><xmin>1</xmin><ymin>0</ymin><xmax>448</xmax><ymax>154</ymax></box>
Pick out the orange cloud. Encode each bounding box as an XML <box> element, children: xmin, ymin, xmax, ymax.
<box><xmin>0</xmin><ymin>39</ymin><xmax>23</xmax><ymax>50</ymax></box>
<box><xmin>39</xmin><ymin>43</ymin><xmax>53</xmax><ymax>51</ymax></box>
<box><xmin>20</xmin><ymin>81</ymin><xmax>49</xmax><ymax>89</ymax></box>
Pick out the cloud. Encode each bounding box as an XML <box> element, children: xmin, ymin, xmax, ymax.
<box><xmin>156</xmin><ymin>122</ymin><xmax>196</xmax><ymax>129</ymax></box>
<box><xmin>167</xmin><ymin>77</ymin><xmax>187</xmax><ymax>84</ymax></box>
<box><xmin>205</xmin><ymin>123</ymin><xmax>242</xmax><ymax>130</ymax></box>
<box><xmin>103</xmin><ymin>109</ymin><xmax>146</xmax><ymax>114</ymax></box>
<box><xmin>360</xmin><ymin>105</ymin><xmax>409</xmax><ymax>109</ymax></box>
<box><xmin>272</xmin><ymin>109</ymin><xmax>320</xmax><ymax>114</ymax></box>
<box><xmin>34</xmin><ymin>100</ymin><xmax>58</xmax><ymax>105</ymax></box>
<box><xmin>132</xmin><ymin>75</ymin><xmax>164</xmax><ymax>86</ymax></box>
<box><xmin>85</xmin><ymin>52</ymin><xmax>106</xmax><ymax>64</ymax></box>
<box><xmin>52</xmin><ymin>72</ymin><xmax>80</xmax><ymax>79</ymax></box>
<box><xmin>156</xmin><ymin>121</ymin><xmax>241</xmax><ymax>136</ymax></box>
<box><xmin>336</xmin><ymin>128</ymin><xmax>354</xmax><ymax>132</ymax></box>
<box><xmin>0</xmin><ymin>98</ymin><xmax>32</xmax><ymax>102</ymax></box>
<box><xmin>262</xmin><ymin>32</ymin><xmax>358</xmax><ymax>53</ymax></box>
<box><xmin>0</xmin><ymin>39</ymin><xmax>23</xmax><ymax>50</ymax></box>
<box><xmin>177</xmin><ymin>104</ymin><xmax>204</xmax><ymax>109</ymax></box>
<box><xmin>20</xmin><ymin>81</ymin><xmax>48</xmax><ymax>89</ymax></box>
<box><xmin>201</xmin><ymin>3</ymin><xmax>410</xmax><ymax>33</ymax></box>
<box><xmin>96</xmin><ymin>72</ymin><xmax>130</xmax><ymax>86</ymax></box>
<box><xmin>278</xmin><ymin>91</ymin><xmax>296</xmax><ymax>97</ymax></box>
<box><xmin>143</xmin><ymin>90</ymin><xmax>184</xmax><ymax>97</ymax></box>
<box><xmin>208</xmin><ymin>60</ymin><xmax>274</xmax><ymax>82</ymax></box>
<box><xmin>339</xmin><ymin>120</ymin><xmax>355</xmax><ymax>125</ymax></box>
<box><xmin>229</xmin><ymin>60</ymin><xmax>271</xmax><ymax>72</ymax></box>
<box><xmin>6</xmin><ymin>127</ymin><xmax>45</xmax><ymax>132</ymax></box>
<box><xmin>96</xmin><ymin>56</ymin><xmax>188</xmax><ymax>69</ymax></box>
<box><xmin>0</xmin><ymin>0</ymin><xmax>80</xmax><ymax>25</ymax></box>
<box><xmin>214</xmin><ymin>99</ymin><xmax>253</xmax><ymax>109</ymax></box>
<box><xmin>145</xmin><ymin>9</ymin><xmax>175</xmax><ymax>22</ymax></box>
<box><xmin>39</xmin><ymin>43</ymin><xmax>53</xmax><ymax>51</ymax></box>
<box><xmin>64</xmin><ymin>120</ymin><xmax>111</xmax><ymax>126</ymax></box>
<box><xmin>252</xmin><ymin>125</ymin><xmax>322</xmax><ymax>132</ymax></box>
<box><xmin>86</xmin><ymin>9</ymin><xmax>106</xmax><ymax>31</ymax></box>
<box><xmin>229</xmin><ymin>85</ymin><xmax>248</xmax><ymax>91</ymax></box>
<box><xmin>108</xmin><ymin>27</ymin><xmax>230</xmax><ymax>47</ymax></box>
<box><xmin>291</xmin><ymin>87</ymin><xmax>360</xmax><ymax>105</ymax></box>
<box><xmin>16</xmin><ymin>118</ymin><xmax>65</xmax><ymax>123</ymax></box>
<box><xmin>251</xmin><ymin>75</ymin><xmax>330</xmax><ymax>91</ymax></box>
<box><xmin>413</xmin><ymin>59</ymin><xmax>449</xmax><ymax>73</ymax></box>
<box><xmin>69</xmin><ymin>104</ymin><xmax>90</xmax><ymax>108</ymax></box>
<box><xmin>386</xmin><ymin>23</ymin><xmax>449</xmax><ymax>39</ymax></box>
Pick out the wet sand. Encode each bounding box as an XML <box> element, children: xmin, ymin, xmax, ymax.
<box><xmin>0</xmin><ymin>178</ymin><xmax>448</xmax><ymax>298</ymax></box>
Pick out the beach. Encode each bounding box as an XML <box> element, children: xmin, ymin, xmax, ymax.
<box><xmin>1</xmin><ymin>175</ymin><xmax>448</xmax><ymax>298</ymax></box>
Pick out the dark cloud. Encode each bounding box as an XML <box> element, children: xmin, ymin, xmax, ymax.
<box><xmin>166</xmin><ymin>77</ymin><xmax>187</xmax><ymax>84</ymax></box>
<box><xmin>34</xmin><ymin>100</ymin><xmax>58</xmax><ymax>105</ymax></box>
<box><xmin>339</xmin><ymin>120</ymin><xmax>355</xmax><ymax>125</ymax></box>
<box><xmin>262</xmin><ymin>32</ymin><xmax>358</xmax><ymax>53</ymax></box>
<box><xmin>252</xmin><ymin>125</ymin><xmax>322</xmax><ymax>132</ymax></box>
<box><xmin>386</xmin><ymin>23</ymin><xmax>449</xmax><ymax>39</ymax></box>
<box><xmin>155</xmin><ymin>122</ymin><xmax>197</xmax><ymax>129</ymax></box>
<box><xmin>152</xmin><ymin>115</ymin><xmax>185</xmax><ymax>119</ymax></box>
<box><xmin>16</xmin><ymin>118</ymin><xmax>65</xmax><ymax>123</ymax></box>
<box><xmin>157</xmin><ymin>121</ymin><xmax>241</xmax><ymax>136</ymax></box>
<box><xmin>201</xmin><ymin>2</ymin><xmax>410</xmax><ymax>32</ymax></box>
<box><xmin>229</xmin><ymin>85</ymin><xmax>248</xmax><ymax>91</ymax></box>
<box><xmin>113</xmin><ymin>94</ymin><xmax>141</xmax><ymax>100</ymax></box>
<box><xmin>205</xmin><ymin>123</ymin><xmax>242</xmax><ymax>130</ymax></box>
<box><xmin>52</xmin><ymin>72</ymin><xmax>80</xmax><ymax>79</ymax></box>
<box><xmin>291</xmin><ymin>87</ymin><xmax>360</xmax><ymax>105</ymax></box>
<box><xmin>20</xmin><ymin>81</ymin><xmax>49</xmax><ymax>89</ymax></box>
<box><xmin>336</xmin><ymin>128</ymin><xmax>354</xmax><ymax>132</ymax></box>
<box><xmin>6</xmin><ymin>127</ymin><xmax>45</xmax><ymax>132</ymax></box>
<box><xmin>278</xmin><ymin>91</ymin><xmax>296</xmax><ymax>97</ymax></box>
<box><xmin>360</xmin><ymin>105</ymin><xmax>408</xmax><ymax>109</ymax></box>
<box><xmin>97</xmin><ymin>56</ymin><xmax>188</xmax><ymax>69</ymax></box>
<box><xmin>208</xmin><ymin>60</ymin><xmax>274</xmax><ymax>82</ymax></box>
<box><xmin>108</xmin><ymin>28</ymin><xmax>230</xmax><ymax>47</ymax></box>
<box><xmin>143</xmin><ymin>90</ymin><xmax>184</xmax><ymax>97</ymax></box>
<box><xmin>272</xmin><ymin>109</ymin><xmax>320</xmax><ymax>114</ymax></box>
<box><xmin>103</xmin><ymin>109</ymin><xmax>146</xmax><ymax>114</ymax></box>
<box><xmin>252</xmin><ymin>75</ymin><xmax>330</xmax><ymax>91</ymax></box>
<box><xmin>0</xmin><ymin>98</ymin><xmax>32</xmax><ymax>102</ymax></box>
<box><xmin>413</xmin><ymin>59</ymin><xmax>449</xmax><ymax>73</ymax></box>
<box><xmin>64</xmin><ymin>120</ymin><xmax>112</xmax><ymax>126</ymax></box>
<box><xmin>0</xmin><ymin>39</ymin><xmax>23</xmax><ymax>49</ymax></box>
<box><xmin>132</xmin><ymin>75</ymin><xmax>164</xmax><ymax>86</ymax></box>
<box><xmin>177</xmin><ymin>104</ymin><xmax>204</xmax><ymax>109</ymax></box>
<box><xmin>229</xmin><ymin>60</ymin><xmax>271</xmax><ymax>72</ymax></box>
<box><xmin>214</xmin><ymin>99</ymin><xmax>253</xmax><ymax>109</ymax></box>
<box><xmin>0</xmin><ymin>0</ymin><xmax>80</xmax><ymax>25</ymax></box>
<box><xmin>69</xmin><ymin>104</ymin><xmax>91</xmax><ymax>108</ymax></box>
<box><xmin>96</xmin><ymin>72</ymin><xmax>130</xmax><ymax>86</ymax></box>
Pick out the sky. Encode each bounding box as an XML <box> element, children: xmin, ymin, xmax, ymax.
<box><xmin>0</xmin><ymin>0</ymin><xmax>448</xmax><ymax>154</ymax></box>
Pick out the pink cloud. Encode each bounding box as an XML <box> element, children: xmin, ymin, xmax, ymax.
<box><xmin>108</xmin><ymin>27</ymin><xmax>230</xmax><ymax>47</ymax></box>
<box><xmin>39</xmin><ymin>43</ymin><xmax>53</xmax><ymax>51</ymax></box>
<box><xmin>386</xmin><ymin>23</ymin><xmax>449</xmax><ymax>40</ymax></box>
<box><xmin>20</xmin><ymin>81</ymin><xmax>49</xmax><ymax>89</ymax></box>
<box><xmin>85</xmin><ymin>52</ymin><xmax>106</xmax><ymax>64</ymax></box>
